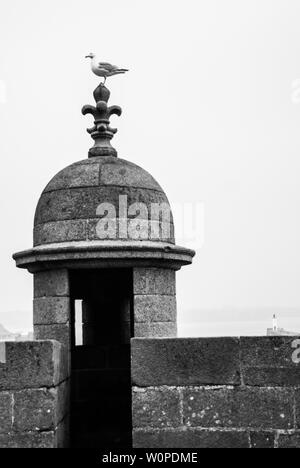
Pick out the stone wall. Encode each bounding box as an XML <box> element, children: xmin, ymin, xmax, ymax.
<box><xmin>0</xmin><ymin>340</ymin><xmax>69</xmax><ymax>448</ymax></box>
<box><xmin>132</xmin><ymin>336</ymin><xmax>300</xmax><ymax>448</ymax></box>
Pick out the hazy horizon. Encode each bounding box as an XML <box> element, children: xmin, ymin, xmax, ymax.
<box><xmin>2</xmin><ymin>306</ymin><xmax>299</xmax><ymax>337</ymax></box>
<box><xmin>1</xmin><ymin>0</ymin><xmax>300</xmax><ymax>335</ymax></box>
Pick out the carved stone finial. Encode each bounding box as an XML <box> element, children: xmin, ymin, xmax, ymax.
<box><xmin>82</xmin><ymin>84</ymin><xmax>122</xmax><ymax>158</ymax></box>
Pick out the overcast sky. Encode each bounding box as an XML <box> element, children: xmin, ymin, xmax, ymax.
<box><xmin>0</xmin><ymin>0</ymin><xmax>300</xmax><ymax>334</ymax></box>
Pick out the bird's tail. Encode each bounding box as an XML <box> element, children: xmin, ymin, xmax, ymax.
<box><xmin>115</xmin><ymin>68</ymin><xmax>129</xmax><ymax>73</ymax></box>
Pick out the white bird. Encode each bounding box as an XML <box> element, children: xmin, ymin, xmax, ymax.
<box><xmin>85</xmin><ymin>53</ymin><xmax>129</xmax><ymax>84</ymax></box>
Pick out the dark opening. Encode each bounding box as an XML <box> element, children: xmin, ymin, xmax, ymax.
<box><xmin>70</xmin><ymin>269</ymin><xmax>133</xmax><ymax>448</ymax></box>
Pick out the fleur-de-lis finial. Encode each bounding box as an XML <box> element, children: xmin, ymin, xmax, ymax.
<box><xmin>82</xmin><ymin>84</ymin><xmax>122</xmax><ymax>157</ymax></box>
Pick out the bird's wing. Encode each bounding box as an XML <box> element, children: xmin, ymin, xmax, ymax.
<box><xmin>98</xmin><ymin>62</ymin><xmax>117</xmax><ymax>71</ymax></box>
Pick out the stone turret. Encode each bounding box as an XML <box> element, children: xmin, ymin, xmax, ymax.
<box><xmin>13</xmin><ymin>80</ymin><xmax>195</xmax><ymax>447</ymax></box>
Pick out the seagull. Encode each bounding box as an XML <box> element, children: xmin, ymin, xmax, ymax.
<box><xmin>85</xmin><ymin>53</ymin><xmax>129</xmax><ymax>84</ymax></box>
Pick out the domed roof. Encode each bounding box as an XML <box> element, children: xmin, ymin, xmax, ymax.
<box><xmin>34</xmin><ymin>156</ymin><xmax>175</xmax><ymax>247</ymax></box>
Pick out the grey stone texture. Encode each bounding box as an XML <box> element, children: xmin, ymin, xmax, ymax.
<box><xmin>133</xmin><ymin>428</ymin><xmax>250</xmax><ymax>448</ymax></box>
<box><xmin>13</xmin><ymin>381</ymin><xmax>69</xmax><ymax>432</ymax></box>
<box><xmin>132</xmin><ymin>387</ymin><xmax>181</xmax><ymax>429</ymax></box>
<box><xmin>34</xmin><ymin>324</ymin><xmax>71</xmax><ymax>349</ymax></box>
<box><xmin>0</xmin><ymin>341</ymin><xmax>69</xmax><ymax>448</ymax></box>
<box><xmin>132</xmin><ymin>336</ymin><xmax>300</xmax><ymax>448</ymax></box>
<box><xmin>34</xmin><ymin>269</ymin><xmax>69</xmax><ymax>298</ymax></box>
<box><xmin>0</xmin><ymin>432</ymin><xmax>57</xmax><ymax>448</ymax></box>
<box><xmin>277</xmin><ymin>433</ymin><xmax>300</xmax><ymax>448</ymax></box>
<box><xmin>134</xmin><ymin>322</ymin><xmax>177</xmax><ymax>338</ymax></box>
<box><xmin>33</xmin><ymin>297</ymin><xmax>70</xmax><ymax>325</ymax></box>
<box><xmin>134</xmin><ymin>295</ymin><xmax>177</xmax><ymax>323</ymax></box>
<box><xmin>131</xmin><ymin>338</ymin><xmax>241</xmax><ymax>386</ymax></box>
<box><xmin>0</xmin><ymin>392</ymin><xmax>12</xmax><ymax>433</ymax></box>
<box><xmin>133</xmin><ymin>268</ymin><xmax>176</xmax><ymax>295</ymax></box>
<box><xmin>249</xmin><ymin>431</ymin><xmax>275</xmax><ymax>448</ymax></box>
<box><xmin>182</xmin><ymin>387</ymin><xmax>294</xmax><ymax>430</ymax></box>
<box><xmin>241</xmin><ymin>336</ymin><xmax>300</xmax><ymax>386</ymax></box>
<box><xmin>0</xmin><ymin>341</ymin><xmax>68</xmax><ymax>390</ymax></box>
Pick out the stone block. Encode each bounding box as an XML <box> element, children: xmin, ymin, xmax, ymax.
<box><xmin>33</xmin><ymin>297</ymin><xmax>70</xmax><ymax>325</ymax></box>
<box><xmin>134</xmin><ymin>322</ymin><xmax>177</xmax><ymax>338</ymax></box>
<box><xmin>182</xmin><ymin>387</ymin><xmax>294</xmax><ymax>430</ymax></box>
<box><xmin>13</xmin><ymin>382</ymin><xmax>69</xmax><ymax>433</ymax></box>
<box><xmin>99</xmin><ymin>159</ymin><xmax>164</xmax><ymax>191</ymax></box>
<box><xmin>131</xmin><ymin>338</ymin><xmax>241</xmax><ymax>386</ymax></box>
<box><xmin>133</xmin><ymin>428</ymin><xmax>249</xmax><ymax>448</ymax></box>
<box><xmin>277</xmin><ymin>433</ymin><xmax>300</xmax><ymax>448</ymax></box>
<box><xmin>34</xmin><ymin>220</ymin><xmax>87</xmax><ymax>246</ymax></box>
<box><xmin>44</xmin><ymin>160</ymin><xmax>100</xmax><ymax>192</ymax></box>
<box><xmin>0</xmin><ymin>431</ymin><xmax>56</xmax><ymax>448</ymax></box>
<box><xmin>241</xmin><ymin>336</ymin><xmax>300</xmax><ymax>386</ymax></box>
<box><xmin>0</xmin><ymin>392</ymin><xmax>12</xmax><ymax>433</ymax></box>
<box><xmin>243</xmin><ymin>368</ymin><xmax>300</xmax><ymax>387</ymax></box>
<box><xmin>13</xmin><ymin>388</ymin><xmax>57</xmax><ymax>431</ymax></box>
<box><xmin>249</xmin><ymin>431</ymin><xmax>275</xmax><ymax>448</ymax></box>
<box><xmin>133</xmin><ymin>268</ymin><xmax>176</xmax><ymax>295</ymax></box>
<box><xmin>34</xmin><ymin>186</ymin><xmax>169</xmax><ymax>224</ymax></box>
<box><xmin>132</xmin><ymin>387</ymin><xmax>181</xmax><ymax>429</ymax></box>
<box><xmin>134</xmin><ymin>295</ymin><xmax>177</xmax><ymax>323</ymax></box>
<box><xmin>86</xmin><ymin>218</ymin><xmax>175</xmax><ymax>243</ymax></box>
<box><xmin>0</xmin><ymin>341</ymin><xmax>68</xmax><ymax>390</ymax></box>
<box><xmin>34</xmin><ymin>269</ymin><xmax>69</xmax><ymax>297</ymax></box>
<box><xmin>34</xmin><ymin>324</ymin><xmax>71</xmax><ymax>349</ymax></box>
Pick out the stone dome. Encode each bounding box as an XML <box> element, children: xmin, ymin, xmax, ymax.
<box><xmin>34</xmin><ymin>156</ymin><xmax>175</xmax><ymax>247</ymax></box>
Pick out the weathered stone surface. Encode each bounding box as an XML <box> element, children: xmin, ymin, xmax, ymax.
<box><xmin>295</xmin><ymin>389</ymin><xmax>300</xmax><ymax>428</ymax></box>
<box><xmin>99</xmin><ymin>158</ymin><xmax>164</xmax><ymax>191</ymax></box>
<box><xmin>0</xmin><ymin>341</ymin><xmax>67</xmax><ymax>390</ymax></box>
<box><xmin>44</xmin><ymin>160</ymin><xmax>100</xmax><ymax>192</ymax></box>
<box><xmin>56</xmin><ymin>380</ymin><xmax>70</xmax><ymax>424</ymax></box>
<box><xmin>0</xmin><ymin>431</ymin><xmax>56</xmax><ymax>448</ymax></box>
<box><xmin>277</xmin><ymin>433</ymin><xmax>300</xmax><ymax>448</ymax></box>
<box><xmin>42</xmin><ymin>156</ymin><xmax>165</xmax><ymax>194</ymax></box>
<box><xmin>13</xmin><ymin>382</ymin><xmax>68</xmax><ymax>433</ymax></box>
<box><xmin>0</xmin><ymin>392</ymin><xmax>12</xmax><ymax>433</ymax></box>
<box><xmin>34</xmin><ymin>269</ymin><xmax>69</xmax><ymax>297</ymax></box>
<box><xmin>133</xmin><ymin>428</ymin><xmax>249</xmax><ymax>448</ymax></box>
<box><xmin>13</xmin><ymin>388</ymin><xmax>57</xmax><ymax>431</ymax></box>
<box><xmin>131</xmin><ymin>338</ymin><xmax>241</xmax><ymax>386</ymax></box>
<box><xmin>34</xmin><ymin>220</ymin><xmax>87</xmax><ymax>246</ymax></box>
<box><xmin>134</xmin><ymin>322</ymin><xmax>177</xmax><ymax>338</ymax></box>
<box><xmin>241</xmin><ymin>336</ymin><xmax>300</xmax><ymax>386</ymax></box>
<box><xmin>134</xmin><ymin>296</ymin><xmax>177</xmax><ymax>323</ymax></box>
<box><xmin>34</xmin><ymin>324</ymin><xmax>71</xmax><ymax>349</ymax></box>
<box><xmin>182</xmin><ymin>387</ymin><xmax>294</xmax><ymax>430</ymax></box>
<box><xmin>133</xmin><ymin>268</ymin><xmax>176</xmax><ymax>295</ymax></box>
<box><xmin>249</xmin><ymin>431</ymin><xmax>275</xmax><ymax>448</ymax></box>
<box><xmin>243</xmin><ymin>368</ymin><xmax>300</xmax><ymax>387</ymax></box>
<box><xmin>33</xmin><ymin>297</ymin><xmax>70</xmax><ymax>325</ymax></box>
<box><xmin>86</xmin><ymin>218</ymin><xmax>175</xmax><ymax>244</ymax></box>
<box><xmin>35</xmin><ymin>187</ymin><xmax>169</xmax><ymax>225</ymax></box>
<box><xmin>132</xmin><ymin>387</ymin><xmax>181</xmax><ymax>428</ymax></box>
